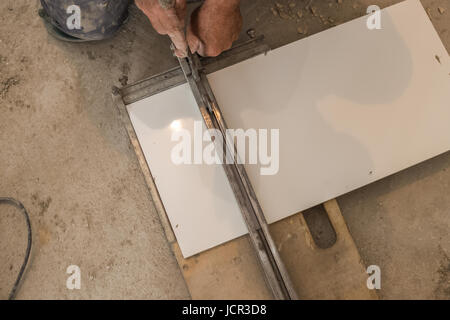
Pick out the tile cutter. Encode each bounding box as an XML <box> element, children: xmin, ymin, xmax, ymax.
<box><xmin>175</xmin><ymin>46</ymin><xmax>298</xmax><ymax>300</ymax></box>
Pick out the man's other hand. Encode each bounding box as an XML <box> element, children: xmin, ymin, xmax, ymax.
<box><xmin>187</xmin><ymin>0</ymin><xmax>242</xmax><ymax>57</ymax></box>
<box><xmin>136</xmin><ymin>0</ymin><xmax>188</xmax><ymax>57</ymax></box>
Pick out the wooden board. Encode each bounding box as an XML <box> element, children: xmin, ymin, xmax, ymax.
<box><xmin>172</xmin><ymin>200</ymin><xmax>378</xmax><ymax>299</ymax></box>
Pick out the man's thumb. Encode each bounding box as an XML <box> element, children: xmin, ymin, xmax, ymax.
<box><xmin>168</xmin><ymin>30</ymin><xmax>188</xmax><ymax>57</ymax></box>
<box><xmin>187</xmin><ymin>28</ymin><xmax>205</xmax><ymax>56</ymax></box>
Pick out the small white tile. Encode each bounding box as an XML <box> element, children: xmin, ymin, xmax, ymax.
<box><xmin>127</xmin><ymin>85</ymin><xmax>248</xmax><ymax>258</ymax></box>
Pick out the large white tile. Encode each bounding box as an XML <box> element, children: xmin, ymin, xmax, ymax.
<box><xmin>128</xmin><ymin>0</ymin><xmax>450</xmax><ymax>256</ymax></box>
<box><xmin>208</xmin><ymin>0</ymin><xmax>450</xmax><ymax>223</ymax></box>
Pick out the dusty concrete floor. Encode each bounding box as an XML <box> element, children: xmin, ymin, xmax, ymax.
<box><xmin>0</xmin><ymin>0</ymin><xmax>449</xmax><ymax>299</ymax></box>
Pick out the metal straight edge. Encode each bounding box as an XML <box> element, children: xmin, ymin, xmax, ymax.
<box><xmin>203</xmin><ymin>79</ymin><xmax>299</xmax><ymax>301</ymax></box>
<box><xmin>177</xmin><ymin>51</ymin><xmax>298</xmax><ymax>300</ymax></box>
<box><xmin>120</xmin><ymin>35</ymin><xmax>269</xmax><ymax>105</ymax></box>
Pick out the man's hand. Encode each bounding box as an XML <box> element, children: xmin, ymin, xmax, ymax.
<box><xmin>187</xmin><ymin>0</ymin><xmax>242</xmax><ymax>57</ymax></box>
<box><xmin>136</xmin><ymin>0</ymin><xmax>188</xmax><ymax>57</ymax></box>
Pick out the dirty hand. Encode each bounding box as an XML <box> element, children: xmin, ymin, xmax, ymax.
<box><xmin>136</xmin><ymin>0</ymin><xmax>188</xmax><ymax>57</ymax></box>
<box><xmin>187</xmin><ymin>0</ymin><xmax>242</xmax><ymax>57</ymax></box>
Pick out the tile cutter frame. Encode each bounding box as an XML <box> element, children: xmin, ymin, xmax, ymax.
<box><xmin>114</xmin><ymin>36</ymin><xmax>297</xmax><ymax>299</ymax></box>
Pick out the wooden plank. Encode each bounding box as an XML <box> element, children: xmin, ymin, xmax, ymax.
<box><xmin>172</xmin><ymin>199</ymin><xmax>377</xmax><ymax>299</ymax></box>
<box><xmin>270</xmin><ymin>199</ymin><xmax>378</xmax><ymax>299</ymax></box>
<box><xmin>171</xmin><ymin>238</ymin><xmax>272</xmax><ymax>300</ymax></box>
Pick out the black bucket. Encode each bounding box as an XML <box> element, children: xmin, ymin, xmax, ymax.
<box><xmin>40</xmin><ymin>0</ymin><xmax>132</xmax><ymax>41</ymax></box>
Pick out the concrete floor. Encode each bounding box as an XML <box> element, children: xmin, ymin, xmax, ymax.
<box><xmin>0</xmin><ymin>0</ymin><xmax>449</xmax><ymax>299</ymax></box>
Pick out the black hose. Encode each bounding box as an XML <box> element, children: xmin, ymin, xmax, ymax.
<box><xmin>0</xmin><ymin>197</ymin><xmax>32</xmax><ymax>300</ymax></box>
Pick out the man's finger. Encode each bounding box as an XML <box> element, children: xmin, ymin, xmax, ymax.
<box><xmin>168</xmin><ymin>30</ymin><xmax>188</xmax><ymax>57</ymax></box>
<box><xmin>186</xmin><ymin>26</ymin><xmax>205</xmax><ymax>56</ymax></box>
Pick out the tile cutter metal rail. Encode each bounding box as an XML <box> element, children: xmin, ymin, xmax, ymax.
<box><xmin>116</xmin><ymin>36</ymin><xmax>297</xmax><ymax>299</ymax></box>
<box><xmin>177</xmin><ymin>48</ymin><xmax>298</xmax><ymax>300</ymax></box>
<box><xmin>120</xmin><ymin>36</ymin><xmax>267</xmax><ymax>105</ymax></box>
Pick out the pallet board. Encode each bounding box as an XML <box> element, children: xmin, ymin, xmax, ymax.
<box><xmin>127</xmin><ymin>0</ymin><xmax>450</xmax><ymax>257</ymax></box>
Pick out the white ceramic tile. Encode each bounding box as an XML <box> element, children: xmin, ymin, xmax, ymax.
<box><xmin>128</xmin><ymin>0</ymin><xmax>450</xmax><ymax>256</ymax></box>
<box><xmin>208</xmin><ymin>0</ymin><xmax>450</xmax><ymax>223</ymax></box>
<box><xmin>127</xmin><ymin>85</ymin><xmax>248</xmax><ymax>258</ymax></box>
